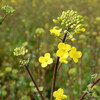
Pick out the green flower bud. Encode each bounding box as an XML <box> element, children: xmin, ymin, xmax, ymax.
<box><xmin>64</xmin><ymin>30</ymin><xmax>68</xmax><ymax>34</ymax></box>
<box><xmin>13</xmin><ymin>46</ymin><xmax>28</xmax><ymax>56</ymax></box>
<box><xmin>1</xmin><ymin>5</ymin><xmax>15</xmax><ymax>14</ymax></box>
<box><xmin>53</xmin><ymin>19</ymin><xmax>59</xmax><ymax>24</ymax></box>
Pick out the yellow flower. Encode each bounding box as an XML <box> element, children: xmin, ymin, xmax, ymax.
<box><xmin>69</xmin><ymin>47</ymin><xmax>82</xmax><ymax>63</ymax></box>
<box><xmin>56</xmin><ymin>43</ymin><xmax>71</xmax><ymax>64</ymax></box>
<box><xmin>56</xmin><ymin>43</ymin><xmax>71</xmax><ymax>57</ymax></box>
<box><xmin>53</xmin><ymin>88</ymin><xmax>67</xmax><ymax>100</ymax></box>
<box><xmin>50</xmin><ymin>26</ymin><xmax>62</xmax><ymax>37</ymax></box>
<box><xmin>39</xmin><ymin>53</ymin><xmax>53</xmax><ymax>68</ymax></box>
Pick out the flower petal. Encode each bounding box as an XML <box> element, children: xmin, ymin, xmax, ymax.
<box><xmin>76</xmin><ymin>51</ymin><xmax>82</xmax><ymax>58</ymax></box>
<box><xmin>39</xmin><ymin>56</ymin><xmax>45</xmax><ymax>63</ymax></box>
<box><xmin>53</xmin><ymin>91</ymin><xmax>58</xmax><ymax>97</ymax></box>
<box><xmin>47</xmin><ymin>58</ymin><xmax>53</xmax><ymax>64</ymax></box>
<box><xmin>56</xmin><ymin>50</ymin><xmax>64</xmax><ymax>57</ymax></box>
<box><xmin>69</xmin><ymin>47</ymin><xmax>76</xmax><ymax>58</ymax></box>
<box><xmin>41</xmin><ymin>63</ymin><xmax>47</xmax><ymax>68</ymax></box>
<box><xmin>58</xmin><ymin>43</ymin><xmax>65</xmax><ymax>49</ymax></box>
<box><xmin>61</xmin><ymin>95</ymin><xmax>67</xmax><ymax>99</ymax></box>
<box><xmin>62</xmin><ymin>52</ymin><xmax>69</xmax><ymax>58</ymax></box>
<box><xmin>44</xmin><ymin>53</ymin><xmax>50</xmax><ymax>60</ymax></box>
<box><xmin>73</xmin><ymin>58</ymin><xmax>78</xmax><ymax>63</ymax></box>
<box><xmin>58</xmin><ymin>88</ymin><xmax>64</xmax><ymax>95</ymax></box>
<box><xmin>65</xmin><ymin>44</ymin><xmax>71</xmax><ymax>51</ymax></box>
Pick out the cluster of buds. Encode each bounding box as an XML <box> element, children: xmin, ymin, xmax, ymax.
<box><xmin>54</xmin><ymin>10</ymin><xmax>84</xmax><ymax>29</ymax></box>
<box><xmin>13</xmin><ymin>46</ymin><xmax>28</xmax><ymax>56</ymax></box>
<box><xmin>35</xmin><ymin>28</ymin><xmax>45</xmax><ymax>35</ymax></box>
<box><xmin>51</xmin><ymin>10</ymin><xmax>86</xmax><ymax>41</ymax></box>
<box><xmin>20</xmin><ymin>60</ymin><xmax>29</xmax><ymax>66</ymax></box>
<box><xmin>1</xmin><ymin>5</ymin><xmax>15</xmax><ymax>14</ymax></box>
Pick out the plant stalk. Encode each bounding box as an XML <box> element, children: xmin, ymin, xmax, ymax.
<box><xmin>0</xmin><ymin>14</ymin><xmax>8</xmax><ymax>24</ymax></box>
<box><xmin>80</xmin><ymin>78</ymin><xmax>100</xmax><ymax>100</ymax></box>
<box><xmin>51</xmin><ymin>32</ymin><xmax>68</xmax><ymax>100</ymax></box>
<box><xmin>25</xmin><ymin>65</ymin><xmax>45</xmax><ymax>100</ymax></box>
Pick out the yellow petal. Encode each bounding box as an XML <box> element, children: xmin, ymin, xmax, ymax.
<box><xmin>41</xmin><ymin>63</ymin><xmax>47</xmax><ymax>68</ymax></box>
<box><xmin>56</xmin><ymin>50</ymin><xmax>64</xmax><ymax>57</ymax></box>
<box><xmin>58</xmin><ymin>43</ymin><xmax>65</xmax><ymax>49</ymax></box>
<box><xmin>65</xmin><ymin>44</ymin><xmax>71</xmax><ymax>51</ymax></box>
<box><xmin>58</xmin><ymin>88</ymin><xmax>64</xmax><ymax>95</ymax></box>
<box><xmin>76</xmin><ymin>51</ymin><xmax>82</xmax><ymax>58</ymax></box>
<box><xmin>73</xmin><ymin>58</ymin><xmax>78</xmax><ymax>63</ymax></box>
<box><xmin>39</xmin><ymin>56</ymin><xmax>45</xmax><ymax>63</ymax></box>
<box><xmin>44</xmin><ymin>53</ymin><xmax>50</xmax><ymax>60</ymax></box>
<box><xmin>47</xmin><ymin>58</ymin><xmax>53</xmax><ymax>64</ymax></box>
<box><xmin>53</xmin><ymin>91</ymin><xmax>58</xmax><ymax>97</ymax></box>
<box><xmin>56</xmin><ymin>98</ymin><xmax>61</xmax><ymax>100</ymax></box>
<box><xmin>61</xmin><ymin>95</ymin><xmax>67</xmax><ymax>99</ymax></box>
<box><xmin>62</xmin><ymin>52</ymin><xmax>69</xmax><ymax>58</ymax></box>
<box><xmin>69</xmin><ymin>47</ymin><xmax>76</xmax><ymax>58</ymax></box>
<box><xmin>71</xmin><ymin>47</ymin><xmax>76</xmax><ymax>51</ymax></box>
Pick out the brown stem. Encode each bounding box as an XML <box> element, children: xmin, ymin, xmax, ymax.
<box><xmin>38</xmin><ymin>36</ymin><xmax>42</xmax><ymax>86</ymax></box>
<box><xmin>50</xmin><ymin>32</ymin><xmax>68</xmax><ymax>100</ymax></box>
<box><xmin>0</xmin><ymin>14</ymin><xmax>8</xmax><ymax>24</ymax></box>
<box><xmin>80</xmin><ymin>78</ymin><xmax>100</xmax><ymax>100</ymax></box>
<box><xmin>25</xmin><ymin>65</ymin><xmax>45</xmax><ymax>100</ymax></box>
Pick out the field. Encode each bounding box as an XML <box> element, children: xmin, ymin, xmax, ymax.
<box><xmin>0</xmin><ymin>0</ymin><xmax>100</xmax><ymax>100</ymax></box>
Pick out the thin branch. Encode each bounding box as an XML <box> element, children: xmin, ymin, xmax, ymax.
<box><xmin>50</xmin><ymin>32</ymin><xmax>68</xmax><ymax>100</ymax></box>
<box><xmin>80</xmin><ymin>78</ymin><xmax>100</xmax><ymax>100</ymax></box>
<box><xmin>0</xmin><ymin>14</ymin><xmax>8</xmax><ymax>24</ymax></box>
<box><xmin>25</xmin><ymin>65</ymin><xmax>45</xmax><ymax>100</ymax></box>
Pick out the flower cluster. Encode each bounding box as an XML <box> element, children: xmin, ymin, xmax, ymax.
<box><xmin>83</xmin><ymin>84</ymin><xmax>99</xmax><ymax>98</ymax></box>
<box><xmin>56</xmin><ymin>42</ymin><xmax>82</xmax><ymax>63</ymax></box>
<box><xmin>1</xmin><ymin>5</ymin><xmax>15</xmax><ymax>14</ymax></box>
<box><xmin>20</xmin><ymin>60</ymin><xmax>29</xmax><ymax>65</ymax></box>
<box><xmin>13</xmin><ymin>46</ymin><xmax>28</xmax><ymax>56</ymax></box>
<box><xmin>55</xmin><ymin>10</ymin><xmax>84</xmax><ymax>29</ymax></box>
<box><xmin>53</xmin><ymin>88</ymin><xmax>67</xmax><ymax>100</ymax></box>
<box><xmin>50</xmin><ymin>10</ymin><xmax>85</xmax><ymax>40</ymax></box>
<box><xmin>39</xmin><ymin>53</ymin><xmax>53</xmax><ymax>68</ymax></box>
<box><xmin>35</xmin><ymin>28</ymin><xmax>45</xmax><ymax>35</ymax></box>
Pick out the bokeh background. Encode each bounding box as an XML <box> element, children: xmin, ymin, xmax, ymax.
<box><xmin>0</xmin><ymin>0</ymin><xmax>100</xmax><ymax>100</ymax></box>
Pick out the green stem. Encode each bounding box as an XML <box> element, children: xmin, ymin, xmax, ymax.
<box><xmin>80</xmin><ymin>78</ymin><xmax>100</xmax><ymax>100</ymax></box>
<box><xmin>0</xmin><ymin>14</ymin><xmax>8</xmax><ymax>24</ymax></box>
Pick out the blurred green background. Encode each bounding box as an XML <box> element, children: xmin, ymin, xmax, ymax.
<box><xmin>0</xmin><ymin>0</ymin><xmax>100</xmax><ymax>100</ymax></box>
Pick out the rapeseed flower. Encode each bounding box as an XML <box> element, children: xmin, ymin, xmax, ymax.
<box><xmin>53</xmin><ymin>88</ymin><xmax>67</xmax><ymax>100</ymax></box>
<box><xmin>39</xmin><ymin>53</ymin><xmax>53</xmax><ymax>68</ymax></box>
<box><xmin>56</xmin><ymin>43</ymin><xmax>71</xmax><ymax>64</ymax></box>
<box><xmin>50</xmin><ymin>26</ymin><xmax>62</xmax><ymax>37</ymax></box>
<box><xmin>69</xmin><ymin>47</ymin><xmax>82</xmax><ymax>63</ymax></box>
<box><xmin>56</xmin><ymin>43</ymin><xmax>71</xmax><ymax>58</ymax></box>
